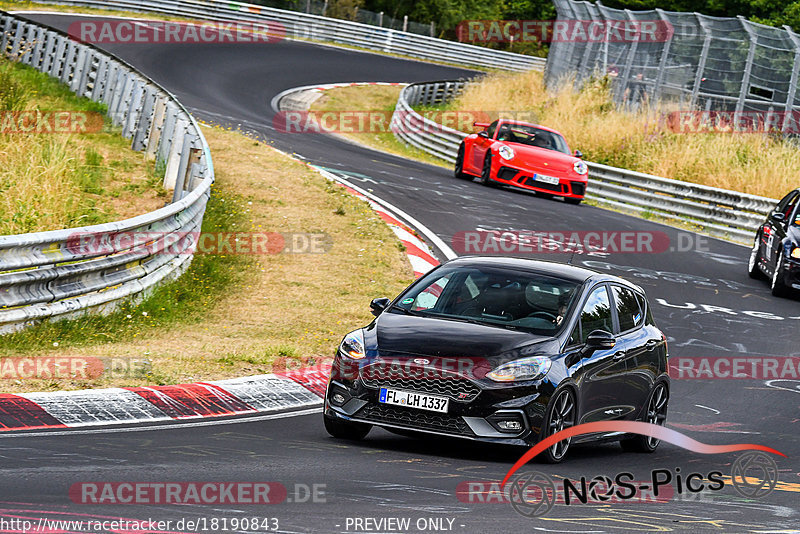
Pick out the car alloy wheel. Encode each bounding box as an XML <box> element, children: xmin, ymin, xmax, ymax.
<box><xmin>771</xmin><ymin>253</ymin><xmax>789</xmax><ymax>297</ymax></box>
<box><xmin>621</xmin><ymin>382</ymin><xmax>668</xmax><ymax>453</ymax></box>
<box><xmin>480</xmin><ymin>153</ymin><xmax>494</xmax><ymax>186</ymax></box>
<box><xmin>748</xmin><ymin>235</ymin><xmax>764</xmax><ymax>279</ymax></box>
<box><xmin>541</xmin><ymin>389</ymin><xmax>575</xmax><ymax>463</ymax></box>
<box><xmin>644</xmin><ymin>383</ymin><xmax>668</xmax><ymax>449</ymax></box>
<box><xmin>454</xmin><ymin>144</ymin><xmax>468</xmax><ymax>179</ymax></box>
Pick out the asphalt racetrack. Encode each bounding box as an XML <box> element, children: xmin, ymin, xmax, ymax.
<box><xmin>2</xmin><ymin>13</ymin><xmax>798</xmax><ymax>533</ymax></box>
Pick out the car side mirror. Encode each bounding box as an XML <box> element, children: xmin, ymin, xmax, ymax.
<box><xmin>574</xmin><ymin>150</ymin><xmax>583</xmax><ymax>158</ymax></box>
<box><xmin>478</xmin><ymin>130</ymin><xmax>489</xmax><ymax>138</ymax></box>
<box><xmin>581</xmin><ymin>330</ymin><xmax>616</xmax><ymax>356</ymax></box>
<box><xmin>370</xmin><ymin>297</ymin><xmax>391</xmax><ymax>317</ymax></box>
<box><xmin>771</xmin><ymin>212</ymin><xmax>786</xmax><ymax>223</ymax></box>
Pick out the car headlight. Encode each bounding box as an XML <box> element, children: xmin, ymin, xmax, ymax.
<box><xmin>486</xmin><ymin>356</ymin><xmax>552</xmax><ymax>382</ymax></box>
<box><xmin>498</xmin><ymin>145</ymin><xmax>515</xmax><ymax>161</ymax></box>
<box><xmin>791</xmin><ymin>247</ymin><xmax>800</xmax><ymax>259</ymax></box>
<box><xmin>338</xmin><ymin>329</ymin><xmax>366</xmax><ymax>359</ymax></box>
<box><xmin>573</xmin><ymin>160</ymin><xmax>588</xmax><ymax>175</ymax></box>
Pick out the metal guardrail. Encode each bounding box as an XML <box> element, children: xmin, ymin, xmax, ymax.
<box><xmin>391</xmin><ymin>81</ymin><xmax>778</xmax><ymax>243</ymax></box>
<box><xmin>29</xmin><ymin>0</ymin><xmax>546</xmax><ymax>72</ymax></box>
<box><xmin>0</xmin><ymin>10</ymin><xmax>213</xmax><ymax>333</ymax></box>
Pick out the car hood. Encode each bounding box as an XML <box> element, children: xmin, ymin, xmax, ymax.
<box><xmin>503</xmin><ymin>144</ymin><xmax>577</xmax><ymax>173</ymax></box>
<box><xmin>367</xmin><ymin>311</ymin><xmax>556</xmax><ymax>362</ymax></box>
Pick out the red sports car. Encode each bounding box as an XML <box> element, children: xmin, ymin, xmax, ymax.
<box><xmin>454</xmin><ymin>119</ymin><xmax>588</xmax><ymax>204</ymax></box>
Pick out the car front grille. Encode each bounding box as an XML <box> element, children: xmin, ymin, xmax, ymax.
<box><xmin>360</xmin><ymin>367</ymin><xmax>482</xmax><ymax>402</ymax></box>
<box><xmin>519</xmin><ymin>176</ymin><xmax>565</xmax><ymax>192</ymax></box>
<box><xmin>570</xmin><ymin>181</ymin><xmax>586</xmax><ymax>196</ymax></box>
<box><xmin>356</xmin><ymin>403</ymin><xmax>474</xmax><ymax>436</ymax></box>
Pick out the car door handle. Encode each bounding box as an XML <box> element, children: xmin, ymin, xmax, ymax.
<box><xmin>613</xmin><ymin>350</ymin><xmax>627</xmax><ymax>360</ymax></box>
<box><xmin>645</xmin><ymin>340</ymin><xmax>659</xmax><ymax>350</ymax></box>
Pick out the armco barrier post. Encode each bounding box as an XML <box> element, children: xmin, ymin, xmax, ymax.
<box><xmin>122</xmin><ymin>79</ymin><xmax>145</xmax><ymax>140</ymax></box>
<box><xmin>146</xmin><ymin>96</ymin><xmax>168</xmax><ymax>160</ymax></box>
<box><xmin>163</xmin><ymin>117</ymin><xmax>188</xmax><ymax>190</ymax></box>
<box><xmin>171</xmin><ymin>132</ymin><xmax>197</xmax><ymax>202</ymax></box>
<box><xmin>158</xmin><ymin>101</ymin><xmax>180</xmax><ymax>167</ymax></box>
<box><xmin>133</xmin><ymin>85</ymin><xmax>158</xmax><ymax>152</ymax></box>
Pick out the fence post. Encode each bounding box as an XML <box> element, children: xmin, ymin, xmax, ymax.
<box><xmin>735</xmin><ymin>16</ymin><xmax>757</xmax><ymax>116</ymax></box>
<box><xmin>690</xmin><ymin>15</ymin><xmax>711</xmax><ymax>110</ymax></box>
<box><xmin>577</xmin><ymin>6</ymin><xmax>602</xmax><ymax>79</ymax></box>
<box><xmin>651</xmin><ymin>9</ymin><xmax>674</xmax><ymax>103</ymax></box>
<box><xmin>403</xmin><ymin>15</ymin><xmax>408</xmax><ymax>33</ymax></box>
<box><xmin>783</xmin><ymin>26</ymin><xmax>800</xmax><ymax>132</ymax></box>
<box><xmin>616</xmin><ymin>10</ymin><xmax>641</xmax><ymax>106</ymax></box>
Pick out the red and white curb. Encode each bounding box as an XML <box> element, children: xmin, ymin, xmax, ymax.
<box><xmin>0</xmin><ymin>363</ymin><xmax>331</xmax><ymax>432</ymax></box>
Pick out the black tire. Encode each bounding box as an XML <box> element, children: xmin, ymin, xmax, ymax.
<box><xmin>479</xmin><ymin>153</ymin><xmax>495</xmax><ymax>186</ymax></box>
<box><xmin>621</xmin><ymin>382</ymin><xmax>669</xmax><ymax>453</ymax></box>
<box><xmin>454</xmin><ymin>144</ymin><xmax>468</xmax><ymax>179</ymax></box>
<box><xmin>565</xmin><ymin>197</ymin><xmax>583</xmax><ymax>205</ymax></box>
<box><xmin>748</xmin><ymin>235</ymin><xmax>764</xmax><ymax>279</ymax></box>
<box><xmin>539</xmin><ymin>388</ymin><xmax>576</xmax><ymax>463</ymax></box>
<box><xmin>771</xmin><ymin>253</ymin><xmax>790</xmax><ymax>297</ymax></box>
<box><xmin>323</xmin><ymin>414</ymin><xmax>371</xmax><ymax>440</ymax></box>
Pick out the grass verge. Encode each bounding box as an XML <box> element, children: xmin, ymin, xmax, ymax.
<box><xmin>0</xmin><ymin>56</ymin><xmax>166</xmax><ymax>235</ymax></box>
<box><xmin>0</xmin><ymin>125</ymin><xmax>413</xmax><ymax>393</ymax></box>
<box><xmin>309</xmin><ymin>85</ymin><xmax>449</xmax><ymax>168</ymax></box>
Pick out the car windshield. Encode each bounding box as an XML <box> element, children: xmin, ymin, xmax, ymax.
<box><xmin>392</xmin><ymin>265</ymin><xmax>581</xmax><ymax>335</ymax></box>
<box><xmin>495</xmin><ymin>123</ymin><xmax>570</xmax><ymax>154</ymax></box>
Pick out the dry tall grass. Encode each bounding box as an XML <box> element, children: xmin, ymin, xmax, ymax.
<box><xmin>0</xmin><ymin>60</ymin><xmax>163</xmax><ymax>235</ymax></box>
<box><xmin>451</xmin><ymin>70</ymin><xmax>799</xmax><ymax>198</ymax></box>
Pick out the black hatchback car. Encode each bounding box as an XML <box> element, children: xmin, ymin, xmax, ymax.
<box><xmin>749</xmin><ymin>188</ymin><xmax>800</xmax><ymax>297</ymax></box>
<box><xmin>323</xmin><ymin>257</ymin><xmax>669</xmax><ymax>462</ymax></box>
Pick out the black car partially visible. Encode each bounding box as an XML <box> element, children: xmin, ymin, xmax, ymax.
<box><xmin>749</xmin><ymin>188</ymin><xmax>800</xmax><ymax>297</ymax></box>
<box><xmin>323</xmin><ymin>257</ymin><xmax>669</xmax><ymax>463</ymax></box>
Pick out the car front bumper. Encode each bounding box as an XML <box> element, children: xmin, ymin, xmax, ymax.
<box><xmin>493</xmin><ymin>165</ymin><xmax>586</xmax><ymax>199</ymax></box>
<box><xmin>324</xmin><ymin>373</ymin><xmax>553</xmax><ymax>447</ymax></box>
<box><xmin>780</xmin><ymin>256</ymin><xmax>800</xmax><ymax>289</ymax></box>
